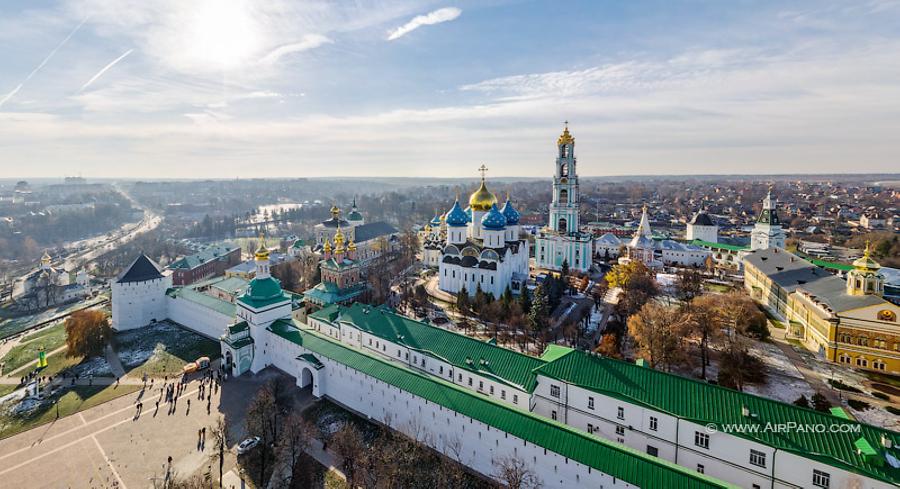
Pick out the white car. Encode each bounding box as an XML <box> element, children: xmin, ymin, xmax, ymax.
<box><xmin>236</xmin><ymin>436</ymin><xmax>261</xmax><ymax>455</ymax></box>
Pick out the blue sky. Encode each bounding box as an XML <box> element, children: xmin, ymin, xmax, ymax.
<box><xmin>1</xmin><ymin>0</ymin><xmax>899</xmax><ymax>179</ymax></box>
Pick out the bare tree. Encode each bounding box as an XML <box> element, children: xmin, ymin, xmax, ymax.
<box><xmin>494</xmin><ymin>455</ymin><xmax>542</xmax><ymax>489</ymax></box>
<box><xmin>628</xmin><ymin>302</ymin><xmax>688</xmax><ymax>372</ymax></box>
<box><xmin>331</xmin><ymin>423</ymin><xmax>366</xmax><ymax>486</ymax></box>
<box><xmin>208</xmin><ymin>418</ymin><xmax>227</xmax><ymax>488</ymax></box>
<box><xmin>275</xmin><ymin>412</ymin><xmax>316</xmax><ymax>488</ymax></box>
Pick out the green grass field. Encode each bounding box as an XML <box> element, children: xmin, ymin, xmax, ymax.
<box><xmin>116</xmin><ymin>322</ymin><xmax>221</xmax><ymax>378</ymax></box>
<box><xmin>0</xmin><ymin>383</ymin><xmax>140</xmax><ymax>439</ymax></box>
<box><xmin>0</xmin><ymin>323</ymin><xmax>69</xmax><ymax>374</ymax></box>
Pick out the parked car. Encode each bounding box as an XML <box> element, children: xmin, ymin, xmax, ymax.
<box><xmin>236</xmin><ymin>436</ymin><xmax>261</xmax><ymax>455</ymax></box>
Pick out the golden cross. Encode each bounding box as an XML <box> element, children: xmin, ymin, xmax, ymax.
<box><xmin>478</xmin><ymin>164</ymin><xmax>488</xmax><ymax>179</ymax></box>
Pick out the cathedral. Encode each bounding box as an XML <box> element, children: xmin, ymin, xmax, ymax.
<box><xmin>436</xmin><ymin>166</ymin><xmax>529</xmax><ymax>298</ymax></box>
<box><xmin>534</xmin><ymin>125</ymin><xmax>593</xmax><ymax>272</ymax></box>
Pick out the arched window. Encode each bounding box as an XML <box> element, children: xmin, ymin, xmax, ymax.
<box><xmin>558</xmin><ymin>218</ymin><xmax>567</xmax><ymax>233</ymax></box>
<box><xmin>559</xmin><ymin>189</ymin><xmax>568</xmax><ymax>204</ymax></box>
<box><xmin>560</xmin><ymin>162</ymin><xmax>569</xmax><ymax>177</ymax></box>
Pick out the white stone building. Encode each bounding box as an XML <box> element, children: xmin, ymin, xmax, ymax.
<box><xmin>686</xmin><ymin>210</ymin><xmax>718</xmax><ymax>243</ymax></box>
<box><xmin>437</xmin><ymin>169</ymin><xmax>528</xmax><ymax>298</ymax></box>
<box><xmin>111</xmin><ymin>254</ymin><xmax>171</xmax><ymax>331</ymax></box>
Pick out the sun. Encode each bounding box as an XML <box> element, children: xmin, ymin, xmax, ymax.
<box><xmin>182</xmin><ymin>0</ymin><xmax>263</xmax><ymax>72</ymax></box>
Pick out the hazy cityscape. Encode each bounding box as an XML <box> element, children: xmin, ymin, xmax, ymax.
<box><xmin>1</xmin><ymin>2</ymin><xmax>899</xmax><ymax>489</ymax></box>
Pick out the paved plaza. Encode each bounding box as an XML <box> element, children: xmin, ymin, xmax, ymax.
<box><xmin>0</xmin><ymin>368</ymin><xmax>309</xmax><ymax>488</ymax></box>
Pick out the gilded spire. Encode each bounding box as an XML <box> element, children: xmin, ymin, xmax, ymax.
<box><xmin>254</xmin><ymin>233</ymin><xmax>269</xmax><ymax>261</ymax></box>
<box><xmin>334</xmin><ymin>226</ymin><xmax>346</xmax><ymax>254</ymax></box>
<box><xmin>557</xmin><ymin>121</ymin><xmax>574</xmax><ymax>146</ymax></box>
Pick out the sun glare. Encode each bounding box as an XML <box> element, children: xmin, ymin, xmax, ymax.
<box><xmin>183</xmin><ymin>0</ymin><xmax>263</xmax><ymax>72</ymax></box>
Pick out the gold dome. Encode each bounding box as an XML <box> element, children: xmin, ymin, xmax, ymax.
<box><xmin>558</xmin><ymin>124</ymin><xmax>574</xmax><ymax>146</ymax></box>
<box><xmin>254</xmin><ymin>233</ymin><xmax>269</xmax><ymax>261</ymax></box>
<box><xmin>469</xmin><ymin>179</ymin><xmax>497</xmax><ymax>212</ymax></box>
<box><xmin>853</xmin><ymin>241</ymin><xmax>881</xmax><ymax>271</ymax></box>
<box><xmin>323</xmin><ymin>238</ymin><xmax>332</xmax><ymax>254</ymax></box>
<box><xmin>348</xmin><ymin>240</ymin><xmax>357</xmax><ymax>252</ymax></box>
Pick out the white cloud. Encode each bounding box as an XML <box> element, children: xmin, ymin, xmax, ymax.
<box><xmin>259</xmin><ymin>34</ymin><xmax>332</xmax><ymax>65</ymax></box>
<box><xmin>387</xmin><ymin>7</ymin><xmax>461</xmax><ymax>41</ymax></box>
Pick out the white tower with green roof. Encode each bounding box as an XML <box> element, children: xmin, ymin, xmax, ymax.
<box><xmin>751</xmin><ymin>189</ymin><xmax>785</xmax><ymax>251</ymax></box>
<box><xmin>234</xmin><ymin>234</ymin><xmax>292</xmax><ymax>373</ymax></box>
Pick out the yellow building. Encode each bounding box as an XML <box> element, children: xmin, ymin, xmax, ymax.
<box><xmin>744</xmin><ymin>246</ymin><xmax>900</xmax><ymax>375</ymax></box>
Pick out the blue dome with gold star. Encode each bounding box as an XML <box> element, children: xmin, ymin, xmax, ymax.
<box><xmin>481</xmin><ymin>204</ymin><xmax>507</xmax><ymax>230</ymax></box>
<box><xmin>445</xmin><ymin>200</ymin><xmax>468</xmax><ymax>227</ymax></box>
<box><xmin>501</xmin><ymin>199</ymin><xmax>520</xmax><ymax>225</ymax></box>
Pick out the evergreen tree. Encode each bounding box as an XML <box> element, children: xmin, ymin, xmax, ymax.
<box><xmin>561</xmin><ymin>259</ymin><xmax>570</xmax><ymax>278</ymax></box>
<box><xmin>456</xmin><ymin>286</ymin><xmax>470</xmax><ymax>314</ymax></box>
<box><xmin>811</xmin><ymin>392</ymin><xmax>831</xmax><ymax>412</ymax></box>
<box><xmin>528</xmin><ymin>285</ymin><xmax>549</xmax><ymax>334</ymax></box>
<box><xmin>793</xmin><ymin>395</ymin><xmax>811</xmax><ymax>408</ymax></box>
<box><xmin>518</xmin><ymin>286</ymin><xmax>532</xmax><ymax>315</ymax></box>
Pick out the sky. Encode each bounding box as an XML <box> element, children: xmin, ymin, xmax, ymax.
<box><xmin>1</xmin><ymin>0</ymin><xmax>899</xmax><ymax>179</ymax></box>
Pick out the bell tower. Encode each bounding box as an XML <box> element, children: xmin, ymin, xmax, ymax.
<box><xmin>549</xmin><ymin>122</ymin><xmax>579</xmax><ymax>235</ymax></box>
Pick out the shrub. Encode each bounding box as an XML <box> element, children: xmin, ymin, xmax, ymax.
<box><xmin>828</xmin><ymin>379</ymin><xmax>862</xmax><ymax>393</ymax></box>
<box><xmin>848</xmin><ymin>399</ymin><xmax>871</xmax><ymax>411</ymax></box>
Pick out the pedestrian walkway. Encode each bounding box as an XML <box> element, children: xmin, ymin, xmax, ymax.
<box><xmin>105</xmin><ymin>344</ymin><xmax>126</xmax><ymax>378</ymax></box>
<box><xmin>766</xmin><ymin>321</ymin><xmax>842</xmax><ymax>406</ymax></box>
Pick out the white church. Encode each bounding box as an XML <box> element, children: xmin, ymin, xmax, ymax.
<box><xmin>435</xmin><ymin>166</ymin><xmax>529</xmax><ymax>298</ymax></box>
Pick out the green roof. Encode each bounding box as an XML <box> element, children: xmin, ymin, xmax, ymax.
<box><xmin>690</xmin><ymin>239</ymin><xmax>749</xmax><ymax>252</ymax></box>
<box><xmin>297</xmin><ymin>353</ymin><xmax>324</xmax><ymax>369</ymax></box>
<box><xmin>223</xmin><ymin>335</ymin><xmax>253</xmax><ymax>349</ymax></box>
<box><xmin>237</xmin><ymin>276</ymin><xmax>290</xmax><ymax>309</ymax></box>
<box><xmin>167</xmin><ymin>287</ymin><xmax>236</xmax><ymax>316</ymax></box>
<box><xmin>309</xmin><ymin>303</ymin><xmax>341</xmax><ymax>322</ymax></box>
<box><xmin>169</xmin><ymin>244</ymin><xmax>238</xmax><ymax>270</ymax></box>
<box><xmin>228</xmin><ymin>321</ymin><xmax>249</xmax><ymax>335</ymax></box>
<box><xmin>535</xmin><ymin>350</ymin><xmax>900</xmax><ymax>485</ymax></box>
<box><xmin>830</xmin><ymin>407</ymin><xmax>851</xmax><ymax>420</ymax></box>
<box><xmin>211</xmin><ymin>276</ymin><xmax>250</xmax><ymax>295</ymax></box>
<box><xmin>266</xmin><ymin>321</ymin><xmax>734</xmax><ymax>489</ymax></box>
<box><xmin>540</xmin><ymin>344</ymin><xmax>574</xmax><ymax>362</ymax></box>
<box><xmin>335</xmin><ymin>303</ymin><xmax>546</xmax><ymax>392</ymax></box>
<box><xmin>302</xmin><ymin>281</ymin><xmax>365</xmax><ymax>306</ymax></box>
<box><xmin>795</xmin><ymin>252</ymin><xmax>856</xmax><ymax>272</ymax></box>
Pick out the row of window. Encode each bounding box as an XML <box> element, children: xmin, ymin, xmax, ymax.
<box><xmin>837</xmin><ymin>334</ymin><xmax>897</xmax><ymax>350</ymax></box>
<box><xmin>837</xmin><ymin>354</ymin><xmax>888</xmax><ymax>370</ymax></box>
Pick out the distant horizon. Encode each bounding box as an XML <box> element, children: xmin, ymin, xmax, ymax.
<box><xmin>3</xmin><ymin>172</ymin><xmax>900</xmax><ymax>183</ymax></box>
<box><xmin>2</xmin><ymin>1</ymin><xmax>900</xmax><ymax>177</ymax></box>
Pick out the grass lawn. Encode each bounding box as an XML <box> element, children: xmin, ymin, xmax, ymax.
<box><xmin>0</xmin><ymin>384</ymin><xmax>19</xmax><ymax>398</ymax></box>
<box><xmin>705</xmin><ymin>283</ymin><xmax>733</xmax><ymax>294</ymax></box>
<box><xmin>1</xmin><ymin>323</ymin><xmax>69</xmax><ymax>373</ymax></box>
<box><xmin>0</xmin><ymin>383</ymin><xmax>141</xmax><ymax>439</ymax></box>
<box><xmin>39</xmin><ymin>351</ymin><xmax>83</xmax><ymax>378</ymax></box>
<box><xmin>22</xmin><ymin>321</ymin><xmax>66</xmax><ymax>342</ymax></box>
<box><xmin>116</xmin><ymin>322</ymin><xmax>222</xmax><ymax>378</ymax></box>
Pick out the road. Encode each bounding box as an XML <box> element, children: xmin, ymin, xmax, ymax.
<box><xmin>62</xmin><ymin>184</ymin><xmax>162</xmax><ymax>271</ymax></box>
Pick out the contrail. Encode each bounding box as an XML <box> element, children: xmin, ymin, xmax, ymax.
<box><xmin>81</xmin><ymin>49</ymin><xmax>133</xmax><ymax>91</ymax></box>
<box><xmin>0</xmin><ymin>17</ymin><xmax>88</xmax><ymax>109</ymax></box>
